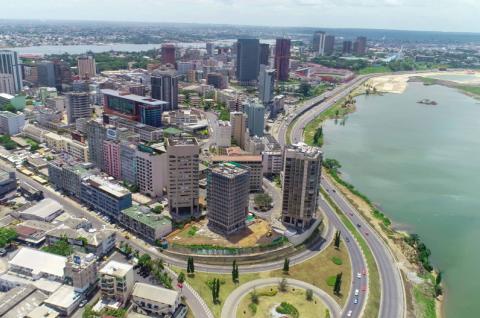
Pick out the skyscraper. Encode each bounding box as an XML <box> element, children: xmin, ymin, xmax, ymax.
<box><xmin>354</xmin><ymin>37</ymin><xmax>367</xmax><ymax>55</ymax></box>
<box><xmin>66</xmin><ymin>92</ymin><xmax>91</xmax><ymax>124</ymax></box>
<box><xmin>312</xmin><ymin>31</ymin><xmax>326</xmax><ymax>56</ymax></box>
<box><xmin>236</xmin><ymin>39</ymin><xmax>260</xmax><ymax>86</ymax></box>
<box><xmin>0</xmin><ymin>50</ymin><xmax>23</xmax><ymax>93</ymax></box>
<box><xmin>161</xmin><ymin>44</ymin><xmax>176</xmax><ymax>65</ymax></box>
<box><xmin>166</xmin><ymin>136</ymin><xmax>200</xmax><ymax>220</ymax></box>
<box><xmin>77</xmin><ymin>55</ymin><xmax>96</xmax><ymax>80</ymax></box>
<box><xmin>151</xmin><ymin>70</ymin><xmax>179</xmax><ymax>110</ymax></box>
<box><xmin>281</xmin><ymin>143</ymin><xmax>322</xmax><ymax>230</ymax></box>
<box><xmin>274</xmin><ymin>38</ymin><xmax>291</xmax><ymax>81</ymax></box>
<box><xmin>103</xmin><ymin>139</ymin><xmax>122</xmax><ymax>179</ymax></box>
<box><xmin>342</xmin><ymin>41</ymin><xmax>353</xmax><ymax>55</ymax></box>
<box><xmin>258</xmin><ymin>65</ymin><xmax>275</xmax><ymax>105</ymax></box>
<box><xmin>0</xmin><ymin>73</ymin><xmax>15</xmax><ymax>94</ymax></box>
<box><xmin>230</xmin><ymin>111</ymin><xmax>247</xmax><ymax>149</ymax></box>
<box><xmin>87</xmin><ymin>119</ymin><xmax>106</xmax><ymax>170</ymax></box>
<box><xmin>260</xmin><ymin>43</ymin><xmax>270</xmax><ymax>66</ymax></box>
<box><xmin>324</xmin><ymin>35</ymin><xmax>335</xmax><ymax>56</ymax></box>
<box><xmin>206</xmin><ymin>42</ymin><xmax>214</xmax><ymax>56</ymax></box>
<box><xmin>207</xmin><ymin>163</ymin><xmax>250</xmax><ymax>235</ymax></box>
<box><xmin>244</xmin><ymin>100</ymin><xmax>265</xmax><ymax>137</ymax></box>
<box><xmin>136</xmin><ymin>145</ymin><xmax>167</xmax><ymax>198</ymax></box>
<box><xmin>37</xmin><ymin>61</ymin><xmax>56</xmax><ymax>87</ymax></box>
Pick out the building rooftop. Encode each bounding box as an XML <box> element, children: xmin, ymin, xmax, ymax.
<box><xmin>0</xmin><ymin>111</ymin><xmax>21</xmax><ymax>118</ymax></box>
<box><xmin>167</xmin><ymin>136</ymin><xmax>198</xmax><ymax>146</ymax></box>
<box><xmin>122</xmin><ymin>206</ymin><xmax>172</xmax><ymax>229</ymax></box>
<box><xmin>48</xmin><ymin>226</ymin><xmax>115</xmax><ymax>247</ymax></box>
<box><xmin>44</xmin><ymin>285</ymin><xmax>80</xmax><ymax>310</ymax></box>
<box><xmin>9</xmin><ymin>247</ymin><xmax>67</xmax><ymax>278</ymax></box>
<box><xmin>0</xmin><ymin>285</ymin><xmax>48</xmax><ymax>318</ymax></box>
<box><xmin>84</xmin><ymin>175</ymin><xmax>130</xmax><ymax>198</ymax></box>
<box><xmin>99</xmin><ymin>260</ymin><xmax>133</xmax><ymax>278</ymax></box>
<box><xmin>19</xmin><ymin>198</ymin><xmax>64</xmax><ymax>220</ymax></box>
<box><xmin>25</xmin><ymin>305</ymin><xmax>59</xmax><ymax>318</ymax></box>
<box><xmin>210</xmin><ymin>162</ymin><xmax>249</xmax><ymax>177</ymax></box>
<box><xmin>102</xmin><ymin>89</ymin><xmax>167</xmax><ymax>107</ymax></box>
<box><xmin>132</xmin><ymin>282</ymin><xmax>179</xmax><ymax>306</ymax></box>
<box><xmin>289</xmin><ymin>142</ymin><xmax>323</xmax><ymax>158</ymax></box>
<box><xmin>0</xmin><ymin>93</ymin><xmax>14</xmax><ymax>100</ymax></box>
<box><xmin>212</xmin><ymin>154</ymin><xmax>262</xmax><ymax>162</ymax></box>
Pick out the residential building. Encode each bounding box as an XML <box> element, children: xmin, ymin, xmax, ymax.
<box><xmin>8</xmin><ymin>247</ymin><xmax>66</xmax><ymax>282</ymax></box>
<box><xmin>270</xmin><ymin>94</ymin><xmax>285</xmax><ymax>117</ymax></box>
<box><xmin>119</xmin><ymin>205</ymin><xmax>173</xmax><ymax>242</ymax></box>
<box><xmin>77</xmin><ymin>55</ymin><xmax>96</xmax><ymax>79</ymax></box>
<box><xmin>0</xmin><ymin>111</ymin><xmax>24</xmax><ymax>135</ymax></box>
<box><xmin>244</xmin><ymin>100</ymin><xmax>265</xmax><ymax>137</ymax></box>
<box><xmin>236</xmin><ymin>39</ymin><xmax>260</xmax><ymax>85</ymax></box>
<box><xmin>0</xmin><ymin>168</ymin><xmax>16</xmax><ymax>197</ymax></box>
<box><xmin>282</xmin><ymin>143</ymin><xmax>322</xmax><ymax>230</ymax></box>
<box><xmin>103</xmin><ymin>139</ymin><xmax>122</xmax><ymax>179</ymax></box>
<box><xmin>47</xmin><ymin>160</ymin><xmax>95</xmax><ymax>198</ymax></box>
<box><xmin>166</xmin><ymin>136</ymin><xmax>200</xmax><ymax>220</ymax></box>
<box><xmin>274</xmin><ymin>38</ymin><xmax>291</xmax><ymax>81</ymax></box>
<box><xmin>230</xmin><ymin>111</ymin><xmax>247</xmax><ymax>149</ymax></box>
<box><xmin>80</xmin><ymin>175</ymin><xmax>132</xmax><ymax>219</ymax></box>
<box><xmin>46</xmin><ymin>227</ymin><xmax>116</xmax><ymax>257</ymax></box>
<box><xmin>342</xmin><ymin>40</ymin><xmax>353</xmax><ymax>55</ymax></box>
<box><xmin>105</xmin><ymin>114</ymin><xmax>163</xmax><ymax>142</ymax></box>
<box><xmin>44</xmin><ymin>132</ymin><xmax>88</xmax><ymax>162</ymax></box>
<box><xmin>64</xmin><ymin>253</ymin><xmax>98</xmax><ymax>293</ymax></box>
<box><xmin>212</xmin><ymin>153</ymin><xmax>262</xmax><ymax>192</ymax></box>
<box><xmin>262</xmin><ymin>150</ymin><xmax>283</xmax><ymax>176</ymax></box>
<box><xmin>258</xmin><ymin>65</ymin><xmax>275</xmax><ymax>105</ymax></box>
<box><xmin>161</xmin><ymin>44</ymin><xmax>176</xmax><ymax>65</ymax></box>
<box><xmin>99</xmin><ymin>260</ymin><xmax>134</xmax><ymax>306</ymax></box>
<box><xmin>207</xmin><ymin>72</ymin><xmax>227</xmax><ymax>89</ymax></box>
<box><xmin>136</xmin><ymin>144</ymin><xmax>168</xmax><ymax>197</ymax></box>
<box><xmin>207</xmin><ymin>163</ymin><xmax>249</xmax><ymax>235</ymax></box>
<box><xmin>131</xmin><ymin>283</ymin><xmax>182</xmax><ymax>318</ymax></box>
<box><xmin>0</xmin><ymin>50</ymin><xmax>23</xmax><ymax>92</ymax></box>
<box><xmin>312</xmin><ymin>31</ymin><xmax>326</xmax><ymax>56</ymax></box>
<box><xmin>215</xmin><ymin>120</ymin><xmax>232</xmax><ymax>148</ymax></box>
<box><xmin>324</xmin><ymin>35</ymin><xmax>335</xmax><ymax>56</ymax></box>
<box><xmin>66</xmin><ymin>92</ymin><xmax>91</xmax><ymax>124</ymax></box>
<box><xmin>260</xmin><ymin>43</ymin><xmax>270</xmax><ymax>66</ymax></box>
<box><xmin>151</xmin><ymin>70</ymin><xmax>179</xmax><ymax>110</ymax></box>
<box><xmin>354</xmin><ymin>36</ymin><xmax>367</xmax><ymax>55</ymax></box>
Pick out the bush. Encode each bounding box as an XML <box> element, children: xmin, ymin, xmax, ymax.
<box><xmin>276</xmin><ymin>302</ymin><xmax>299</xmax><ymax>318</ymax></box>
<box><xmin>331</xmin><ymin>256</ymin><xmax>343</xmax><ymax>265</ymax></box>
<box><xmin>187</xmin><ymin>226</ymin><xmax>198</xmax><ymax>237</ymax></box>
<box><xmin>306</xmin><ymin>289</ymin><xmax>313</xmax><ymax>301</ymax></box>
<box><xmin>326</xmin><ymin>275</ymin><xmax>336</xmax><ymax>287</ymax></box>
<box><xmin>248</xmin><ymin>303</ymin><xmax>257</xmax><ymax>315</ymax></box>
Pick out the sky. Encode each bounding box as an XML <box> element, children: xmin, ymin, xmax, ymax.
<box><xmin>2</xmin><ymin>0</ymin><xmax>480</xmax><ymax>33</ymax></box>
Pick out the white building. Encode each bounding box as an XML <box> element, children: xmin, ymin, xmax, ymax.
<box><xmin>8</xmin><ymin>247</ymin><xmax>67</xmax><ymax>282</ymax></box>
<box><xmin>0</xmin><ymin>74</ymin><xmax>15</xmax><ymax>95</ymax></box>
<box><xmin>43</xmin><ymin>285</ymin><xmax>81</xmax><ymax>316</ymax></box>
<box><xmin>0</xmin><ymin>111</ymin><xmax>25</xmax><ymax>135</ymax></box>
<box><xmin>18</xmin><ymin>198</ymin><xmax>64</xmax><ymax>222</ymax></box>
<box><xmin>215</xmin><ymin>120</ymin><xmax>232</xmax><ymax>148</ymax></box>
<box><xmin>131</xmin><ymin>282</ymin><xmax>182</xmax><ymax>317</ymax></box>
<box><xmin>99</xmin><ymin>260</ymin><xmax>134</xmax><ymax>306</ymax></box>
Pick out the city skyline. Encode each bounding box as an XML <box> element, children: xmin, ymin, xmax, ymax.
<box><xmin>2</xmin><ymin>0</ymin><xmax>480</xmax><ymax>33</ymax></box>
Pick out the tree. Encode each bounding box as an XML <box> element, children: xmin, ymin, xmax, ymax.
<box><xmin>279</xmin><ymin>278</ymin><xmax>288</xmax><ymax>292</ymax></box>
<box><xmin>151</xmin><ymin>205</ymin><xmax>164</xmax><ymax>214</ymax></box>
<box><xmin>313</xmin><ymin>126</ymin><xmax>323</xmax><ymax>146</ymax></box>
<box><xmin>435</xmin><ymin>271</ymin><xmax>442</xmax><ymax>286</ymax></box>
<box><xmin>333</xmin><ymin>272</ymin><xmax>343</xmax><ymax>295</ymax></box>
<box><xmin>334</xmin><ymin>230</ymin><xmax>341</xmax><ymax>250</ymax></box>
<box><xmin>250</xmin><ymin>289</ymin><xmax>259</xmax><ymax>304</ymax></box>
<box><xmin>254</xmin><ymin>193</ymin><xmax>273</xmax><ymax>210</ymax></box>
<box><xmin>211</xmin><ymin>278</ymin><xmax>221</xmax><ymax>304</ymax></box>
<box><xmin>232</xmin><ymin>260</ymin><xmax>239</xmax><ymax>283</ymax></box>
<box><xmin>298</xmin><ymin>81</ymin><xmax>312</xmax><ymax>97</ymax></box>
<box><xmin>283</xmin><ymin>258</ymin><xmax>290</xmax><ymax>274</ymax></box>
<box><xmin>177</xmin><ymin>272</ymin><xmax>186</xmax><ymax>284</ymax></box>
<box><xmin>306</xmin><ymin>289</ymin><xmax>313</xmax><ymax>301</ymax></box>
<box><xmin>187</xmin><ymin>256</ymin><xmax>195</xmax><ymax>276</ymax></box>
<box><xmin>138</xmin><ymin>254</ymin><xmax>152</xmax><ymax>272</ymax></box>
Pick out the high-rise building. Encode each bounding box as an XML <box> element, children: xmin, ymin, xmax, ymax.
<box><xmin>207</xmin><ymin>163</ymin><xmax>250</xmax><ymax>235</ymax></box>
<box><xmin>281</xmin><ymin>143</ymin><xmax>322</xmax><ymax>230</ymax></box>
<box><xmin>324</xmin><ymin>35</ymin><xmax>335</xmax><ymax>56</ymax></box>
<box><xmin>354</xmin><ymin>36</ymin><xmax>367</xmax><ymax>55</ymax></box>
<box><xmin>207</xmin><ymin>73</ymin><xmax>227</xmax><ymax>89</ymax></box>
<box><xmin>37</xmin><ymin>61</ymin><xmax>56</xmax><ymax>87</ymax></box>
<box><xmin>166</xmin><ymin>136</ymin><xmax>200</xmax><ymax>220</ymax></box>
<box><xmin>0</xmin><ymin>50</ymin><xmax>23</xmax><ymax>92</ymax></box>
<box><xmin>342</xmin><ymin>40</ymin><xmax>353</xmax><ymax>55</ymax></box>
<box><xmin>214</xmin><ymin>121</ymin><xmax>232</xmax><ymax>148</ymax></box>
<box><xmin>66</xmin><ymin>92</ymin><xmax>91</xmax><ymax>124</ymax></box>
<box><xmin>151</xmin><ymin>70</ymin><xmax>179</xmax><ymax>110</ymax></box>
<box><xmin>103</xmin><ymin>139</ymin><xmax>122</xmax><ymax>179</ymax></box>
<box><xmin>77</xmin><ymin>55</ymin><xmax>96</xmax><ymax>79</ymax></box>
<box><xmin>260</xmin><ymin>43</ymin><xmax>270</xmax><ymax>66</ymax></box>
<box><xmin>120</xmin><ymin>142</ymin><xmax>137</xmax><ymax>186</ymax></box>
<box><xmin>244</xmin><ymin>100</ymin><xmax>265</xmax><ymax>137</ymax></box>
<box><xmin>258</xmin><ymin>65</ymin><xmax>275</xmax><ymax>105</ymax></box>
<box><xmin>136</xmin><ymin>144</ymin><xmax>168</xmax><ymax>198</ymax></box>
<box><xmin>206</xmin><ymin>42</ymin><xmax>214</xmax><ymax>56</ymax></box>
<box><xmin>230</xmin><ymin>111</ymin><xmax>247</xmax><ymax>149</ymax></box>
<box><xmin>161</xmin><ymin>44</ymin><xmax>176</xmax><ymax>65</ymax></box>
<box><xmin>236</xmin><ymin>39</ymin><xmax>260</xmax><ymax>86</ymax></box>
<box><xmin>86</xmin><ymin>119</ymin><xmax>106</xmax><ymax>170</ymax></box>
<box><xmin>0</xmin><ymin>111</ymin><xmax>25</xmax><ymax>135</ymax></box>
<box><xmin>274</xmin><ymin>38</ymin><xmax>291</xmax><ymax>81</ymax></box>
<box><xmin>312</xmin><ymin>31</ymin><xmax>326</xmax><ymax>56</ymax></box>
<box><xmin>0</xmin><ymin>73</ymin><xmax>15</xmax><ymax>94</ymax></box>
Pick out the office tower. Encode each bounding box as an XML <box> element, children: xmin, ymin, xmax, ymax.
<box><xmin>230</xmin><ymin>111</ymin><xmax>247</xmax><ymax>148</ymax></box>
<box><xmin>151</xmin><ymin>70</ymin><xmax>179</xmax><ymax>110</ymax></box>
<box><xmin>87</xmin><ymin>119</ymin><xmax>106</xmax><ymax>170</ymax></box>
<box><xmin>215</xmin><ymin>121</ymin><xmax>232</xmax><ymax>148</ymax></box>
<box><xmin>128</xmin><ymin>84</ymin><xmax>146</xmax><ymax>96</ymax></box>
<box><xmin>135</xmin><ymin>145</ymin><xmax>167</xmax><ymax>198</ymax></box>
<box><xmin>271</xmin><ymin>94</ymin><xmax>285</xmax><ymax>117</ymax></box>
<box><xmin>274</xmin><ymin>38</ymin><xmax>291</xmax><ymax>81</ymax></box>
<box><xmin>161</xmin><ymin>44</ymin><xmax>176</xmax><ymax>65</ymax></box>
<box><xmin>324</xmin><ymin>35</ymin><xmax>335</xmax><ymax>56</ymax></box>
<box><xmin>236</xmin><ymin>39</ymin><xmax>260</xmax><ymax>86</ymax></box>
<box><xmin>281</xmin><ymin>143</ymin><xmax>323</xmax><ymax>230</ymax></box>
<box><xmin>354</xmin><ymin>37</ymin><xmax>367</xmax><ymax>55</ymax></box>
<box><xmin>258</xmin><ymin>65</ymin><xmax>275</xmax><ymax>104</ymax></box>
<box><xmin>103</xmin><ymin>139</ymin><xmax>122</xmax><ymax>179</ymax></box>
<box><xmin>37</xmin><ymin>61</ymin><xmax>56</xmax><ymax>87</ymax></box>
<box><xmin>77</xmin><ymin>55</ymin><xmax>97</xmax><ymax>79</ymax></box>
<box><xmin>342</xmin><ymin>40</ymin><xmax>353</xmax><ymax>55</ymax></box>
<box><xmin>0</xmin><ymin>73</ymin><xmax>15</xmax><ymax>94</ymax></box>
<box><xmin>66</xmin><ymin>92</ymin><xmax>91</xmax><ymax>124</ymax></box>
<box><xmin>120</xmin><ymin>142</ymin><xmax>137</xmax><ymax>186</ymax></box>
<box><xmin>207</xmin><ymin>163</ymin><xmax>250</xmax><ymax>235</ymax></box>
<box><xmin>55</xmin><ymin>60</ymin><xmax>72</xmax><ymax>85</ymax></box>
<box><xmin>0</xmin><ymin>50</ymin><xmax>23</xmax><ymax>92</ymax></box>
<box><xmin>244</xmin><ymin>100</ymin><xmax>265</xmax><ymax>137</ymax></box>
<box><xmin>206</xmin><ymin>42</ymin><xmax>214</xmax><ymax>56</ymax></box>
<box><xmin>177</xmin><ymin>62</ymin><xmax>195</xmax><ymax>76</ymax></box>
<box><xmin>166</xmin><ymin>136</ymin><xmax>200</xmax><ymax>220</ymax></box>
<box><xmin>312</xmin><ymin>31</ymin><xmax>326</xmax><ymax>55</ymax></box>
<box><xmin>207</xmin><ymin>72</ymin><xmax>227</xmax><ymax>89</ymax></box>
<box><xmin>260</xmin><ymin>43</ymin><xmax>270</xmax><ymax>66</ymax></box>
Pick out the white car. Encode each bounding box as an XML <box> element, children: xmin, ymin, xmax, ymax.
<box><xmin>347</xmin><ymin>310</ymin><xmax>353</xmax><ymax>317</ymax></box>
<box><xmin>357</xmin><ymin>272</ymin><xmax>362</xmax><ymax>279</ymax></box>
<box><xmin>355</xmin><ymin>289</ymin><xmax>359</xmax><ymax>296</ymax></box>
<box><xmin>354</xmin><ymin>298</ymin><xmax>358</xmax><ymax>304</ymax></box>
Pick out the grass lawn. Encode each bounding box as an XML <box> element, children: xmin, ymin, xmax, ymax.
<box><xmin>457</xmin><ymin>85</ymin><xmax>480</xmax><ymax>97</ymax></box>
<box><xmin>358</xmin><ymin>66</ymin><xmax>391</xmax><ymax>75</ymax></box>
<box><xmin>173</xmin><ymin>243</ymin><xmax>351</xmax><ymax>318</ymax></box>
<box><xmin>236</xmin><ymin>286</ymin><xmax>327</xmax><ymax>318</ymax></box>
<box><xmin>414</xmin><ymin>286</ymin><xmax>437</xmax><ymax>318</ymax></box>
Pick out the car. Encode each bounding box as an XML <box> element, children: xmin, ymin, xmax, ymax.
<box><xmin>356</xmin><ymin>224</ymin><xmax>361</xmax><ymax>228</ymax></box>
<box><xmin>345</xmin><ymin>237</ymin><xmax>350</xmax><ymax>243</ymax></box>
<box><xmin>347</xmin><ymin>310</ymin><xmax>353</xmax><ymax>317</ymax></box>
<box><xmin>354</xmin><ymin>298</ymin><xmax>358</xmax><ymax>304</ymax></box>
<box><xmin>365</xmin><ymin>232</ymin><xmax>369</xmax><ymax>236</ymax></box>
<box><xmin>357</xmin><ymin>272</ymin><xmax>362</xmax><ymax>279</ymax></box>
<box><xmin>332</xmin><ymin>189</ymin><xmax>336</xmax><ymax>193</ymax></box>
<box><xmin>349</xmin><ymin>212</ymin><xmax>354</xmax><ymax>216</ymax></box>
<box><xmin>355</xmin><ymin>289</ymin><xmax>359</xmax><ymax>296</ymax></box>
<box><xmin>362</xmin><ymin>269</ymin><xmax>367</xmax><ymax>276</ymax></box>
<box><xmin>79</xmin><ymin>299</ymin><xmax>88</xmax><ymax>308</ymax></box>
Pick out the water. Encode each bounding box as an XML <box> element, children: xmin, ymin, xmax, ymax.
<box><xmin>322</xmin><ymin>81</ymin><xmax>480</xmax><ymax>318</ymax></box>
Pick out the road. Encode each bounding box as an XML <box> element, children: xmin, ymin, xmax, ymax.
<box><xmin>281</xmin><ymin>74</ymin><xmax>405</xmax><ymax>318</ymax></box>
<box><xmin>221</xmin><ymin>278</ymin><xmax>342</xmax><ymax>318</ymax></box>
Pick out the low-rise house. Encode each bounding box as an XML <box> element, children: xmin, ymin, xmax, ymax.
<box><xmin>119</xmin><ymin>206</ymin><xmax>173</xmax><ymax>242</ymax></box>
<box><xmin>99</xmin><ymin>260</ymin><xmax>134</xmax><ymax>306</ymax></box>
<box><xmin>7</xmin><ymin>247</ymin><xmax>66</xmax><ymax>282</ymax></box>
<box><xmin>46</xmin><ymin>227</ymin><xmax>116</xmax><ymax>257</ymax></box>
<box><xmin>131</xmin><ymin>282</ymin><xmax>184</xmax><ymax>318</ymax></box>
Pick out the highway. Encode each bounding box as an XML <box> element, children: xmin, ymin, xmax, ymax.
<box><xmin>281</xmin><ymin>75</ymin><xmax>405</xmax><ymax>318</ymax></box>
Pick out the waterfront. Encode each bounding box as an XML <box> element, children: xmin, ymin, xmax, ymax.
<box><xmin>322</xmin><ymin>81</ymin><xmax>480</xmax><ymax>318</ymax></box>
